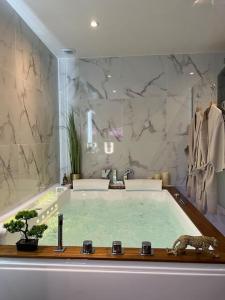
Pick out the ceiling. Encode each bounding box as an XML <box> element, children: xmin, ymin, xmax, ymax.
<box><xmin>21</xmin><ymin>0</ymin><xmax>225</xmax><ymax>58</ymax></box>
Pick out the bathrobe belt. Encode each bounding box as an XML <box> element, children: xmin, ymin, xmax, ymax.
<box><xmin>188</xmin><ymin>162</ymin><xmax>214</xmax><ymax>212</ymax></box>
<box><xmin>191</xmin><ymin>162</ymin><xmax>215</xmax><ymax>196</ymax></box>
<box><xmin>188</xmin><ymin>161</ymin><xmax>213</xmax><ymax>173</ymax></box>
<box><xmin>188</xmin><ymin>161</ymin><xmax>214</xmax><ymax>193</ymax></box>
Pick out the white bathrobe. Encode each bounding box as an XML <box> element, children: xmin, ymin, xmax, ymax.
<box><xmin>187</xmin><ymin>111</ymin><xmax>203</xmax><ymax>200</ymax></box>
<box><xmin>187</xmin><ymin>120</ymin><xmax>195</xmax><ymax>198</ymax></box>
<box><xmin>198</xmin><ymin>105</ymin><xmax>225</xmax><ymax>213</ymax></box>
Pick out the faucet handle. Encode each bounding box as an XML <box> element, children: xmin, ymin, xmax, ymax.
<box><xmin>111</xmin><ymin>241</ymin><xmax>124</xmax><ymax>255</ymax></box>
<box><xmin>81</xmin><ymin>240</ymin><xmax>95</xmax><ymax>254</ymax></box>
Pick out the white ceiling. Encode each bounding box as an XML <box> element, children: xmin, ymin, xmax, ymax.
<box><xmin>19</xmin><ymin>0</ymin><xmax>225</xmax><ymax>58</ymax></box>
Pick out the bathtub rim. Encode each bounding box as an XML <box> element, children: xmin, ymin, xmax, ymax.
<box><xmin>0</xmin><ymin>186</ymin><xmax>225</xmax><ymax>264</ymax></box>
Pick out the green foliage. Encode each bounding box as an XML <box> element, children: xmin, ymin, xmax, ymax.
<box><xmin>4</xmin><ymin>210</ymin><xmax>48</xmax><ymax>241</ymax></box>
<box><xmin>15</xmin><ymin>210</ymin><xmax>38</xmax><ymax>220</ymax></box>
<box><xmin>67</xmin><ymin>110</ymin><xmax>81</xmax><ymax>175</ymax></box>
<box><xmin>28</xmin><ymin>224</ymin><xmax>48</xmax><ymax>239</ymax></box>
<box><xmin>4</xmin><ymin>220</ymin><xmax>24</xmax><ymax>233</ymax></box>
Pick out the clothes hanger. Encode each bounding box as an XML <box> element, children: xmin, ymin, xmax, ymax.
<box><xmin>209</xmin><ymin>83</ymin><xmax>217</xmax><ymax>107</ymax></box>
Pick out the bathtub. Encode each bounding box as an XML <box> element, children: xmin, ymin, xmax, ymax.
<box><xmin>1</xmin><ymin>184</ymin><xmax>225</xmax><ymax>300</ymax></box>
<box><xmin>1</xmin><ymin>187</ymin><xmax>201</xmax><ymax>248</ymax></box>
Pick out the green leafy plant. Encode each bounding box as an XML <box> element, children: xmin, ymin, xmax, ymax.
<box><xmin>67</xmin><ymin>110</ymin><xmax>81</xmax><ymax>175</ymax></box>
<box><xmin>4</xmin><ymin>210</ymin><xmax>47</xmax><ymax>241</ymax></box>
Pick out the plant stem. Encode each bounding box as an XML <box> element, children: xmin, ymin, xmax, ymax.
<box><xmin>24</xmin><ymin>219</ymin><xmax>29</xmax><ymax>240</ymax></box>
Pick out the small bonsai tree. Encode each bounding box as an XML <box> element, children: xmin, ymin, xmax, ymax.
<box><xmin>4</xmin><ymin>210</ymin><xmax>48</xmax><ymax>241</ymax></box>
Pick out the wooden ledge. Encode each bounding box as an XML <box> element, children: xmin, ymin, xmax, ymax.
<box><xmin>1</xmin><ymin>187</ymin><xmax>225</xmax><ymax>264</ymax></box>
<box><xmin>0</xmin><ymin>245</ymin><xmax>224</xmax><ymax>264</ymax></box>
<box><xmin>166</xmin><ymin>187</ymin><xmax>225</xmax><ymax>252</ymax></box>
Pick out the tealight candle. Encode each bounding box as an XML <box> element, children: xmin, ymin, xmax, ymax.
<box><xmin>161</xmin><ymin>171</ymin><xmax>170</xmax><ymax>186</ymax></box>
<box><xmin>154</xmin><ymin>173</ymin><xmax>161</xmax><ymax>180</ymax></box>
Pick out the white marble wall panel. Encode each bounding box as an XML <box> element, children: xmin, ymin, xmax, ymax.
<box><xmin>58</xmin><ymin>57</ymin><xmax>80</xmax><ymax>180</ymax></box>
<box><xmin>73</xmin><ymin>53</ymin><xmax>225</xmax><ymax>186</ymax></box>
<box><xmin>79</xmin><ymin>56</ymin><xmax>167</xmax><ymax>100</ymax></box>
<box><xmin>0</xmin><ymin>1</ymin><xmax>59</xmax><ymax>214</ymax></box>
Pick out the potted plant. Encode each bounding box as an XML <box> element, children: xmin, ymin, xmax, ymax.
<box><xmin>4</xmin><ymin>210</ymin><xmax>48</xmax><ymax>251</ymax></box>
<box><xmin>67</xmin><ymin>110</ymin><xmax>81</xmax><ymax>180</ymax></box>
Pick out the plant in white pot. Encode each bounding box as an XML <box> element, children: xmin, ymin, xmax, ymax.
<box><xmin>67</xmin><ymin>110</ymin><xmax>81</xmax><ymax>181</ymax></box>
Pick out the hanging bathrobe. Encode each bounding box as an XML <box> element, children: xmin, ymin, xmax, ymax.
<box><xmin>187</xmin><ymin>111</ymin><xmax>203</xmax><ymax>200</ymax></box>
<box><xmin>198</xmin><ymin>105</ymin><xmax>225</xmax><ymax>213</ymax></box>
<box><xmin>187</xmin><ymin>120</ymin><xmax>195</xmax><ymax>198</ymax></box>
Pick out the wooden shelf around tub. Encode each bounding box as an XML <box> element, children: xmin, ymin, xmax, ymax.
<box><xmin>0</xmin><ymin>245</ymin><xmax>225</xmax><ymax>264</ymax></box>
<box><xmin>166</xmin><ymin>186</ymin><xmax>225</xmax><ymax>252</ymax></box>
<box><xmin>1</xmin><ymin>186</ymin><xmax>225</xmax><ymax>264</ymax></box>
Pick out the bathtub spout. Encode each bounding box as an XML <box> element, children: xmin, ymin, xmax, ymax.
<box><xmin>123</xmin><ymin>168</ymin><xmax>134</xmax><ymax>180</ymax></box>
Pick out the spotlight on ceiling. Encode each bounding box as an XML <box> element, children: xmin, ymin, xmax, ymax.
<box><xmin>193</xmin><ymin>0</ymin><xmax>215</xmax><ymax>6</ymax></box>
<box><xmin>90</xmin><ymin>20</ymin><xmax>99</xmax><ymax>28</ymax></box>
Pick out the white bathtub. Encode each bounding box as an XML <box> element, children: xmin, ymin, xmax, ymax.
<box><xmin>1</xmin><ymin>185</ymin><xmax>225</xmax><ymax>299</ymax></box>
<box><xmin>1</xmin><ymin>188</ymin><xmax>201</xmax><ymax>248</ymax></box>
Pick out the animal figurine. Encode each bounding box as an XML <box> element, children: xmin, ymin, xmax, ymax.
<box><xmin>167</xmin><ymin>235</ymin><xmax>219</xmax><ymax>258</ymax></box>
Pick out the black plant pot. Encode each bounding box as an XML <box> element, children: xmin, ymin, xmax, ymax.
<box><xmin>16</xmin><ymin>239</ymin><xmax>38</xmax><ymax>252</ymax></box>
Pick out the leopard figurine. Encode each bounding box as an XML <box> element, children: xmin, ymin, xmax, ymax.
<box><xmin>167</xmin><ymin>235</ymin><xmax>219</xmax><ymax>258</ymax></box>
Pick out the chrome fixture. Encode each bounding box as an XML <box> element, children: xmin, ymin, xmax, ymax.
<box><xmin>123</xmin><ymin>168</ymin><xmax>134</xmax><ymax>180</ymax></box>
<box><xmin>140</xmin><ymin>241</ymin><xmax>153</xmax><ymax>256</ymax></box>
<box><xmin>174</xmin><ymin>193</ymin><xmax>180</xmax><ymax>199</ymax></box>
<box><xmin>54</xmin><ymin>214</ymin><xmax>66</xmax><ymax>252</ymax></box>
<box><xmin>81</xmin><ymin>240</ymin><xmax>95</xmax><ymax>254</ymax></box>
<box><xmin>112</xmin><ymin>169</ymin><xmax>117</xmax><ymax>183</ymax></box>
<box><xmin>111</xmin><ymin>241</ymin><xmax>123</xmax><ymax>255</ymax></box>
<box><xmin>174</xmin><ymin>193</ymin><xmax>186</xmax><ymax>206</ymax></box>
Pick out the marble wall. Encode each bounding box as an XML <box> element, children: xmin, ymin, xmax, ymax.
<box><xmin>0</xmin><ymin>0</ymin><xmax>59</xmax><ymax>214</ymax></box>
<box><xmin>58</xmin><ymin>57</ymin><xmax>79</xmax><ymax>181</ymax></box>
<box><xmin>70</xmin><ymin>53</ymin><xmax>225</xmax><ymax>186</ymax></box>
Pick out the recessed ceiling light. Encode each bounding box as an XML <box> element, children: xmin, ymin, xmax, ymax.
<box><xmin>107</xmin><ymin>74</ymin><xmax>112</xmax><ymax>78</ymax></box>
<box><xmin>113</xmin><ymin>90</ymin><xmax>117</xmax><ymax>93</ymax></box>
<box><xmin>193</xmin><ymin>0</ymin><xmax>215</xmax><ymax>5</ymax></box>
<box><xmin>90</xmin><ymin>20</ymin><xmax>99</xmax><ymax>28</ymax></box>
<box><xmin>189</xmin><ymin>72</ymin><xmax>195</xmax><ymax>75</ymax></box>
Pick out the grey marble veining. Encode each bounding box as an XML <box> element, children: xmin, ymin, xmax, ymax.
<box><xmin>69</xmin><ymin>52</ymin><xmax>225</xmax><ymax>186</ymax></box>
<box><xmin>0</xmin><ymin>1</ymin><xmax>59</xmax><ymax>214</ymax></box>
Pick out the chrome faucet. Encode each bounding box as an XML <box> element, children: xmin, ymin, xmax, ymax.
<box><xmin>54</xmin><ymin>213</ymin><xmax>66</xmax><ymax>252</ymax></box>
<box><xmin>123</xmin><ymin>168</ymin><xmax>134</xmax><ymax>180</ymax></box>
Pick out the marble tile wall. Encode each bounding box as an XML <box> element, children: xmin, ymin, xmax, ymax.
<box><xmin>71</xmin><ymin>53</ymin><xmax>225</xmax><ymax>186</ymax></box>
<box><xmin>58</xmin><ymin>57</ymin><xmax>79</xmax><ymax>180</ymax></box>
<box><xmin>0</xmin><ymin>0</ymin><xmax>59</xmax><ymax>214</ymax></box>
